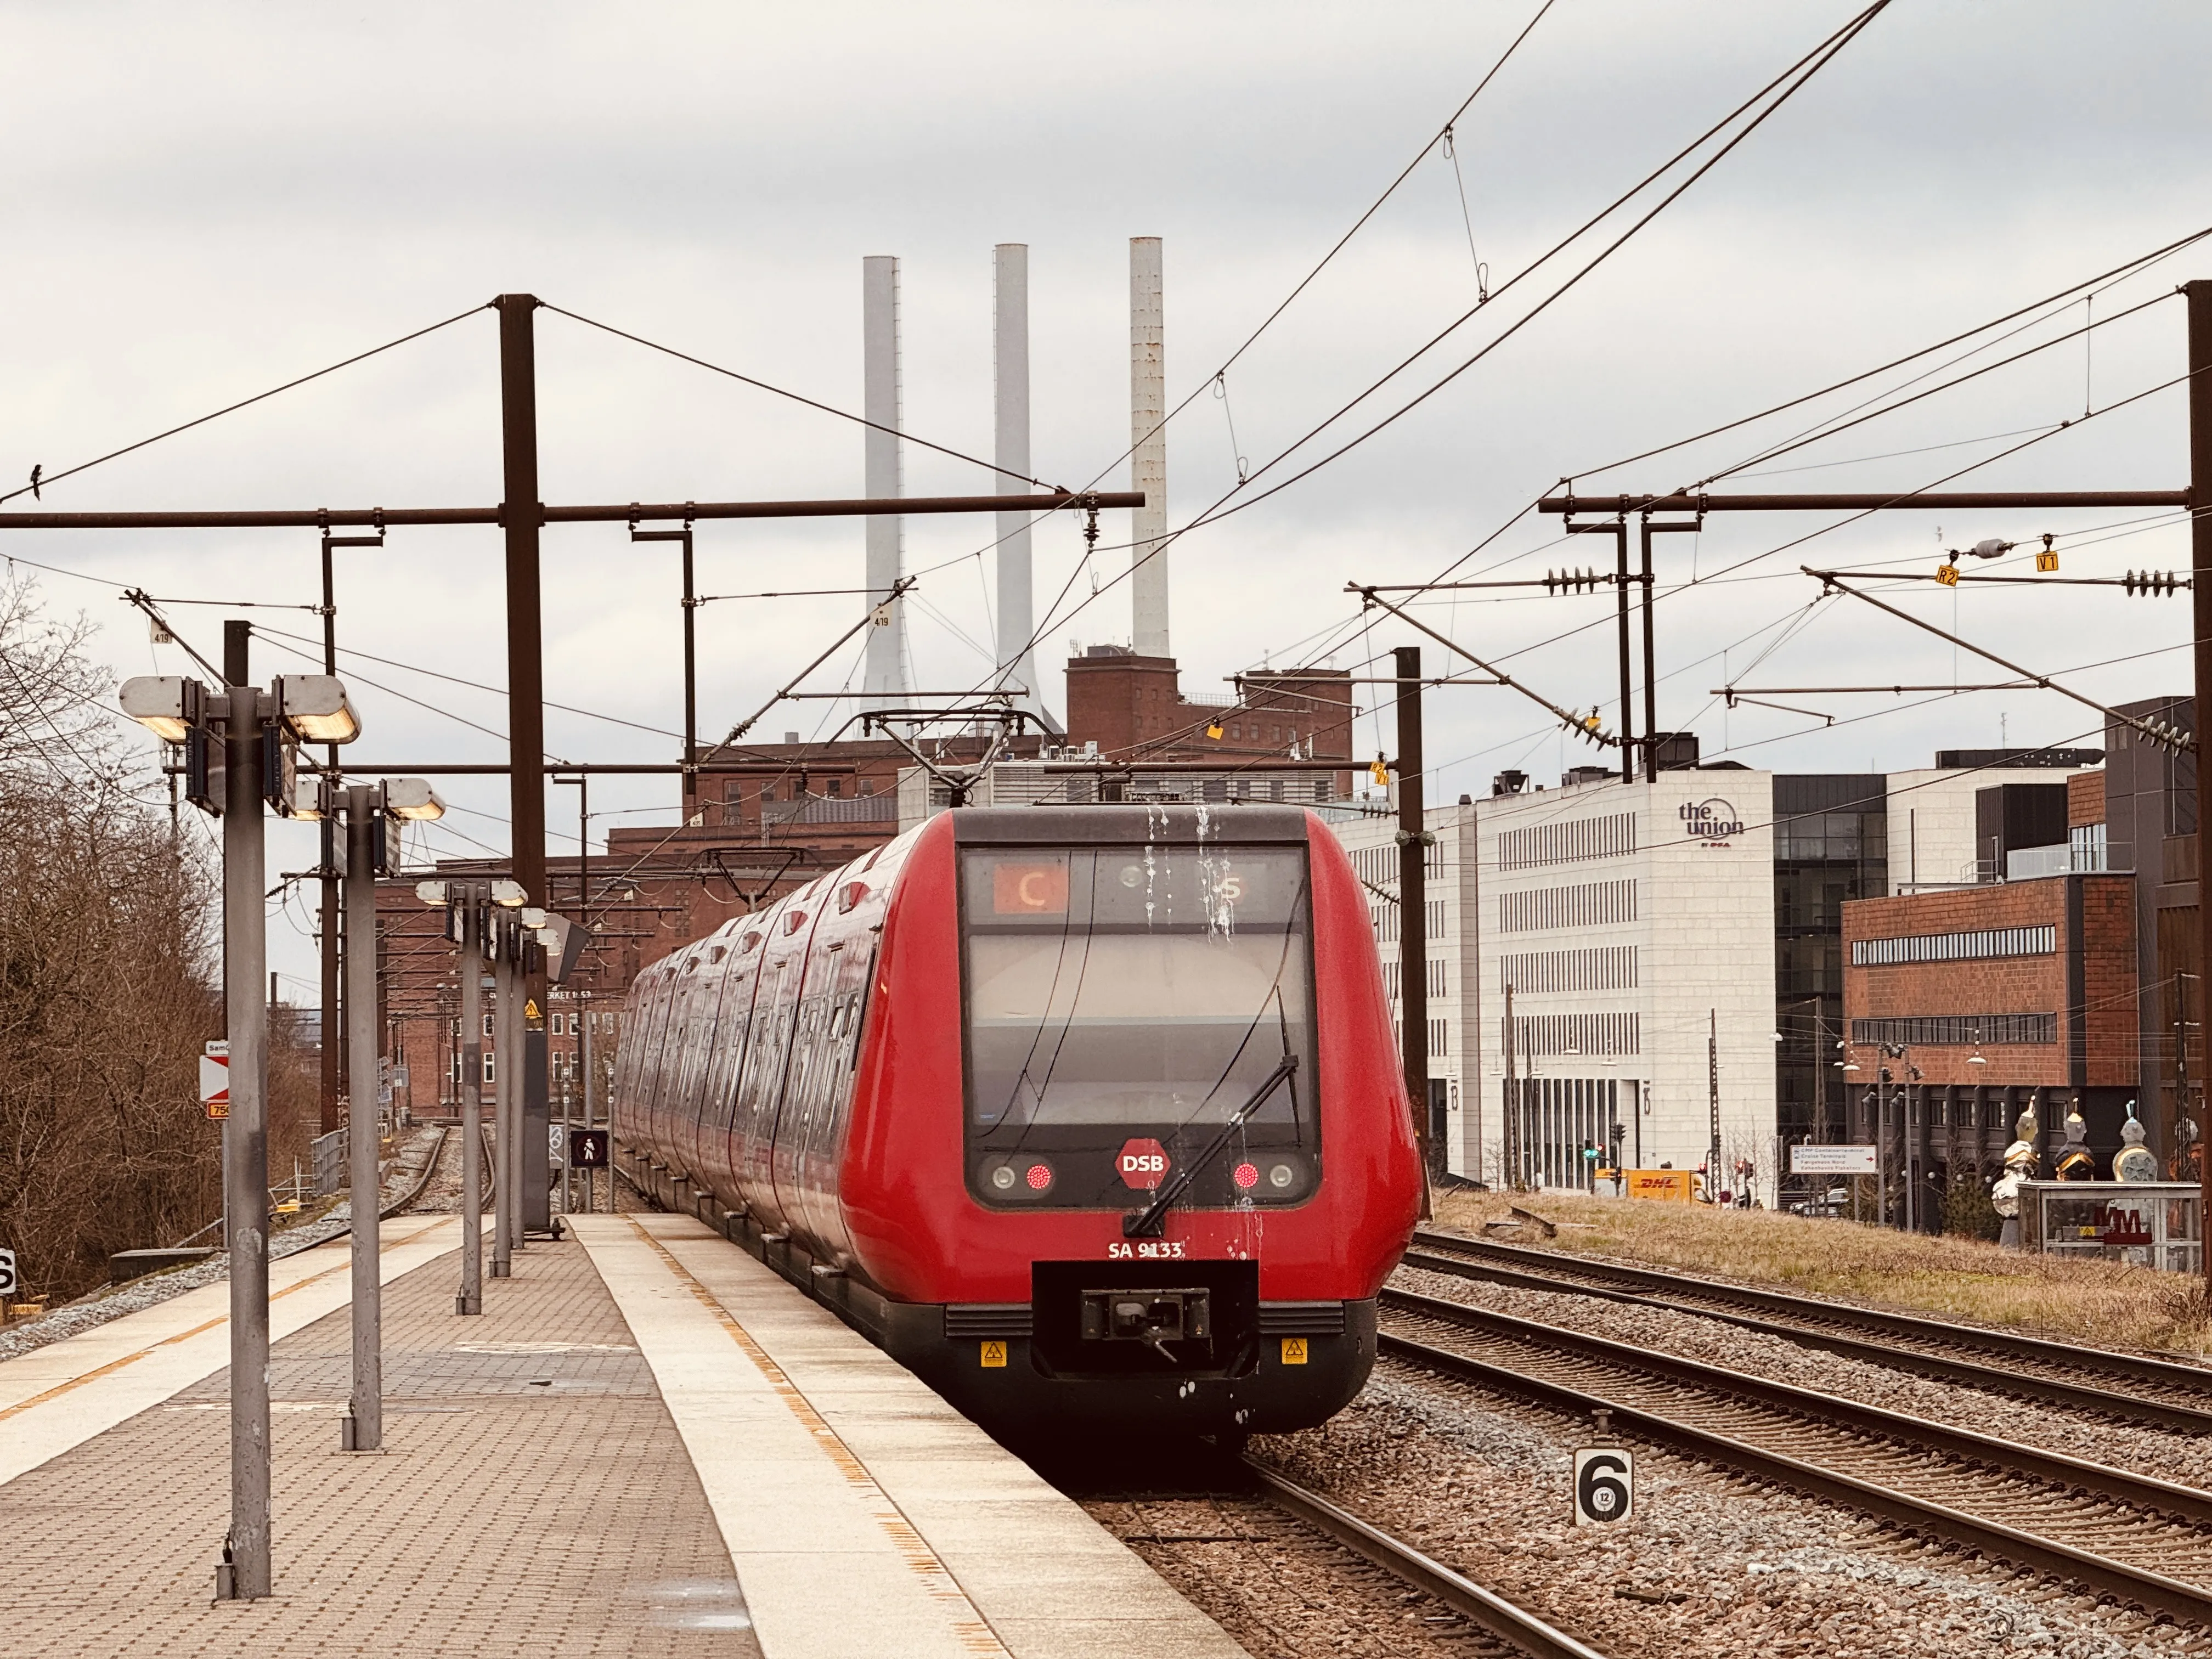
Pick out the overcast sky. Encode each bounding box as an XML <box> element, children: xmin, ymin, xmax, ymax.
<box><xmin>5</xmin><ymin>1</ymin><xmax>2209</xmax><ymax>998</ymax></box>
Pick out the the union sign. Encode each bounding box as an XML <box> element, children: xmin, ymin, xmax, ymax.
<box><xmin>1680</xmin><ymin>797</ymin><xmax>1745</xmax><ymax>845</ymax></box>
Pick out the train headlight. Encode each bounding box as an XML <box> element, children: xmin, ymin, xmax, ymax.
<box><xmin>1268</xmin><ymin>1161</ymin><xmax>1298</xmax><ymax>1192</ymax></box>
<box><xmin>989</xmin><ymin>1165</ymin><xmax>1017</xmax><ymax>1192</ymax></box>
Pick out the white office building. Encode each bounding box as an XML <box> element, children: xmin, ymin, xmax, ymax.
<box><xmin>1332</xmin><ymin>771</ymin><xmax>1778</xmax><ymax>1198</ymax></box>
<box><xmin>1327</xmin><ymin>746</ymin><xmax>2099</xmax><ymax>1204</ymax></box>
<box><xmin>1472</xmin><ymin>770</ymin><xmax>1777</xmax><ymax>1194</ymax></box>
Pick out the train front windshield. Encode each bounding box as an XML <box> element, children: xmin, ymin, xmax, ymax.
<box><xmin>960</xmin><ymin>844</ymin><xmax>1319</xmax><ymax>1209</ymax></box>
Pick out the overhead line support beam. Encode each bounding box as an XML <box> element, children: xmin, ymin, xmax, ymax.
<box><xmin>0</xmin><ymin>491</ymin><xmax>1142</xmax><ymax>533</ymax></box>
<box><xmin>1539</xmin><ymin>489</ymin><xmax>2186</xmax><ymax>516</ymax></box>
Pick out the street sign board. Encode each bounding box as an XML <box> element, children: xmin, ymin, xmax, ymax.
<box><xmin>1573</xmin><ymin>1448</ymin><xmax>1634</xmax><ymax>1525</ymax></box>
<box><xmin>1791</xmin><ymin>1143</ymin><xmax>1879</xmax><ymax>1175</ymax></box>
<box><xmin>200</xmin><ymin>1040</ymin><xmax>230</xmax><ymax>1119</ymax></box>
<box><xmin>0</xmin><ymin>1248</ymin><xmax>16</xmax><ymax>1296</ymax></box>
<box><xmin>569</xmin><ymin>1129</ymin><xmax>610</xmax><ymax>1169</ymax></box>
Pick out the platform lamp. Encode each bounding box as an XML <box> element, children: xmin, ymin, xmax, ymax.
<box><xmin>120</xmin><ymin>669</ymin><xmax>360</xmax><ymax>1604</ymax></box>
<box><xmin>290</xmin><ymin>776</ymin><xmax>443</xmax><ymax>1456</ymax></box>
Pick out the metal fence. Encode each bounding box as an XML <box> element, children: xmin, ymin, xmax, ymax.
<box><xmin>312</xmin><ymin>1128</ymin><xmax>348</xmax><ymax>1195</ymax></box>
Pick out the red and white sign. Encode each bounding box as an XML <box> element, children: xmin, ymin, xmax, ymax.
<box><xmin>1116</xmin><ymin>1137</ymin><xmax>1169</xmax><ymax>1189</ymax></box>
<box><xmin>200</xmin><ymin>1040</ymin><xmax>230</xmax><ymax>1119</ymax></box>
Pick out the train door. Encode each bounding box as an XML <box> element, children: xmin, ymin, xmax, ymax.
<box><xmin>655</xmin><ymin>952</ymin><xmax>707</xmax><ymax>1173</ymax></box>
<box><xmin>788</xmin><ymin>939</ymin><xmax>873</xmax><ymax>1263</ymax></box>
<box><xmin>627</xmin><ymin>968</ymin><xmax>679</xmax><ymax>1155</ymax></box>
<box><xmin>674</xmin><ymin>941</ymin><xmax>738</xmax><ymax>1184</ymax></box>
<box><xmin>698</xmin><ymin>947</ymin><xmax>761</xmax><ymax>1213</ymax></box>
<box><xmin>734</xmin><ymin>913</ymin><xmax>812</xmax><ymax>1231</ymax></box>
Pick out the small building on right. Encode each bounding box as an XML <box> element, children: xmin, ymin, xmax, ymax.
<box><xmin>1839</xmin><ymin>842</ymin><xmax>2140</xmax><ymax>1231</ymax></box>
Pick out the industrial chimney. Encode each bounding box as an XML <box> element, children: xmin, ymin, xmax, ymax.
<box><xmin>1129</xmin><ymin>236</ymin><xmax>1168</xmax><ymax>659</ymax></box>
<box><xmin>993</xmin><ymin>244</ymin><xmax>1057</xmax><ymax>730</ymax></box>
<box><xmin>862</xmin><ymin>255</ymin><xmax>911</xmax><ymax>703</ymax></box>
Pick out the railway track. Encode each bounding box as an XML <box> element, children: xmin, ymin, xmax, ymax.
<box><xmin>378</xmin><ymin>1125</ymin><xmax>449</xmax><ymax>1218</ymax></box>
<box><xmin>1082</xmin><ymin>1452</ymin><xmax>1609</xmax><ymax>1658</ymax></box>
<box><xmin>1407</xmin><ymin>1228</ymin><xmax>2212</xmax><ymax>1435</ymax></box>
<box><xmin>1243</xmin><ymin>1461</ymin><xmax>1609</xmax><ymax>1659</ymax></box>
<box><xmin>1381</xmin><ymin>1284</ymin><xmax>2212</xmax><ymax>1627</ymax></box>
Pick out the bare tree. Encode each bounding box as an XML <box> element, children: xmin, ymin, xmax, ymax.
<box><xmin>0</xmin><ymin>575</ymin><xmax>313</xmax><ymax>1304</ymax></box>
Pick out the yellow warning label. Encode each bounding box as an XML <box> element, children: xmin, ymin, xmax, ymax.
<box><xmin>1281</xmin><ymin>1336</ymin><xmax>1308</xmax><ymax>1365</ymax></box>
<box><xmin>205</xmin><ymin>1099</ymin><xmax>229</xmax><ymax>1121</ymax></box>
<box><xmin>980</xmin><ymin>1340</ymin><xmax>1008</xmax><ymax>1369</ymax></box>
<box><xmin>524</xmin><ymin>998</ymin><xmax>543</xmax><ymax>1029</ymax></box>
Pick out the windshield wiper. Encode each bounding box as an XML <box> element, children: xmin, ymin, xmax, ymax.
<box><xmin>1124</xmin><ymin>1053</ymin><xmax>1299</xmax><ymax>1239</ymax></box>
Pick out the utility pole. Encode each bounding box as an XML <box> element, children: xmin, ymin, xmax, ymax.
<box><xmin>1707</xmin><ymin>1007</ymin><xmax>1720</xmax><ymax>1204</ymax></box>
<box><xmin>558</xmin><ymin>773</ymin><xmax>593</xmax><ymax>1214</ymax></box>
<box><xmin>1613</xmin><ymin>526</ymin><xmax>1634</xmax><ymax>774</ymax></box>
<box><xmin>458</xmin><ymin>890</ymin><xmax>484</xmax><ymax>1314</ymax></box>
<box><xmin>125</xmin><ymin>645</ymin><xmax>363</xmax><ymax>1600</ymax></box>
<box><xmin>2188</xmin><ymin>278</ymin><xmax>2212</xmax><ymax>1286</ymax></box>
<box><xmin>492</xmin><ymin>916</ymin><xmax>516</xmax><ymax>1278</ymax></box>
<box><xmin>1395</xmin><ymin>646</ymin><xmax>1432</xmax><ymax>1191</ymax></box>
<box><xmin>218</xmin><ymin>620</ymin><xmax>270</xmax><ymax>1600</ymax></box>
<box><xmin>341</xmin><ymin>785</ymin><xmax>382</xmax><ymax>1452</ymax></box>
<box><xmin>319</xmin><ymin>541</ymin><xmax>340</xmax><ymax>1136</ymax></box>
<box><xmin>495</xmin><ymin>294</ymin><xmax>554</xmax><ymax>1237</ymax></box>
<box><xmin>1502</xmin><ymin>983</ymin><xmax>1519</xmax><ymax>1191</ymax></box>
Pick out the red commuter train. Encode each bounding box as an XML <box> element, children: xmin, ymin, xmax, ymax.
<box><xmin>612</xmin><ymin>804</ymin><xmax>1424</xmax><ymax>1439</ymax></box>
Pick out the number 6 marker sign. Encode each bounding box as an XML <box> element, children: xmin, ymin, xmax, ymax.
<box><xmin>1573</xmin><ymin>1447</ymin><xmax>1634</xmax><ymax>1525</ymax></box>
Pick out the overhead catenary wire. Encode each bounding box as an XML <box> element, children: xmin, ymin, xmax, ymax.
<box><xmin>540</xmin><ymin>303</ymin><xmax>1055</xmax><ymax>490</ymax></box>
<box><xmin>0</xmin><ymin>302</ymin><xmax>490</xmax><ymax>508</ymax></box>
<box><xmin>1564</xmin><ymin>223</ymin><xmax>2212</xmax><ymax>488</ymax></box>
<box><xmin>1160</xmin><ymin>2</ymin><xmax>1896</xmax><ymax>539</ymax></box>
<box><xmin>1406</xmin><ymin>223</ymin><xmax>2212</xmax><ymax>606</ymax></box>
<box><xmin>996</xmin><ymin>1</ymin><xmax>1893</xmax><ymax>697</ymax></box>
<box><xmin>1695</xmin><ymin>290</ymin><xmax>2176</xmax><ymax>487</ymax></box>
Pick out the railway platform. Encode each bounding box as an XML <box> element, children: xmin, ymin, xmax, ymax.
<box><xmin>0</xmin><ymin>1211</ymin><xmax>1245</xmax><ymax>1658</ymax></box>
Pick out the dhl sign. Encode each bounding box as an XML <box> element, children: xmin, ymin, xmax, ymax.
<box><xmin>1623</xmin><ymin>1169</ymin><xmax>1695</xmax><ymax>1203</ymax></box>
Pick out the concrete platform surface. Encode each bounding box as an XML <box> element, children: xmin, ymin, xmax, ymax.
<box><xmin>0</xmin><ymin>1214</ymin><xmax>459</xmax><ymax>1487</ymax></box>
<box><xmin>573</xmin><ymin>1213</ymin><xmax>1248</xmax><ymax>1659</ymax></box>
<box><xmin>0</xmin><ymin>1212</ymin><xmax>1249</xmax><ymax>1658</ymax></box>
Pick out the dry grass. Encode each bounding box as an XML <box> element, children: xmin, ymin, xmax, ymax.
<box><xmin>1430</xmin><ymin>1188</ymin><xmax>2212</xmax><ymax>1361</ymax></box>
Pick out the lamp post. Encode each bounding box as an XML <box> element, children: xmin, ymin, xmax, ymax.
<box><xmin>120</xmin><ymin>665</ymin><xmax>361</xmax><ymax>1601</ymax></box>
<box><xmin>1878</xmin><ymin>1041</ymin><xmax>1923</xmax><ymax>1232</ymax></box>
<box><xmin>417</xmin><ymin>876</ymin><xmax>525</xmax><ymax>1312</ymax></box>
<box><xmin>303</xmin><ymin>778</ymin><xmax>443</xmax><ymax>1453</ymax></box>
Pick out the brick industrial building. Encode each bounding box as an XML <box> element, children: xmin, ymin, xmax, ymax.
<box><xmin>1841</xmin><ymin>855</ymin><xmax>2140</xmax><ymax>1225</ymax></box>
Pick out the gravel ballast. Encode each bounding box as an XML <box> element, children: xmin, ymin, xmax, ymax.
<box><xmin>1395</xmin><ymin>1262</ymin><xmax>2212</xmax><ymax>1496</ymax></box>
<box><xmin>1254</xmin><ymin>1364</ymin><xmax>2197</xmax><ymax>1658</ymax></box>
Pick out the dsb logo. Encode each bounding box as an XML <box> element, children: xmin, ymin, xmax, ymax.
<box><xmin>1117</xmin><ymin>1137</ymin><xmax>1169</xmax><ymax>1189</ymax></box>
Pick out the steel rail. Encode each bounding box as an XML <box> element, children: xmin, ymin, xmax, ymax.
<box><xmin>1244</xmin><ymin>1461</ymin><xmax>1611</xmax><ymax>1659</ymax></box>
<box><xmin>1400</xmin><ymin>1242</ymin><xmax>2212</xmax><ymax>1435</ymax></box>
<box><xmin>378</xmin><ymin>1125</ymin><xmax>450</xmax><ymax>1219</ymax></box>
<box><xmin>1411</xmin><ymin>1229</ymin><xmax>2212</xmax><ymax>1409</ymax></box>
<box><xmin>1380</xmin><ymin>1292</ymin><xmax>2212</xmax><ymax>1626</ymax></box>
